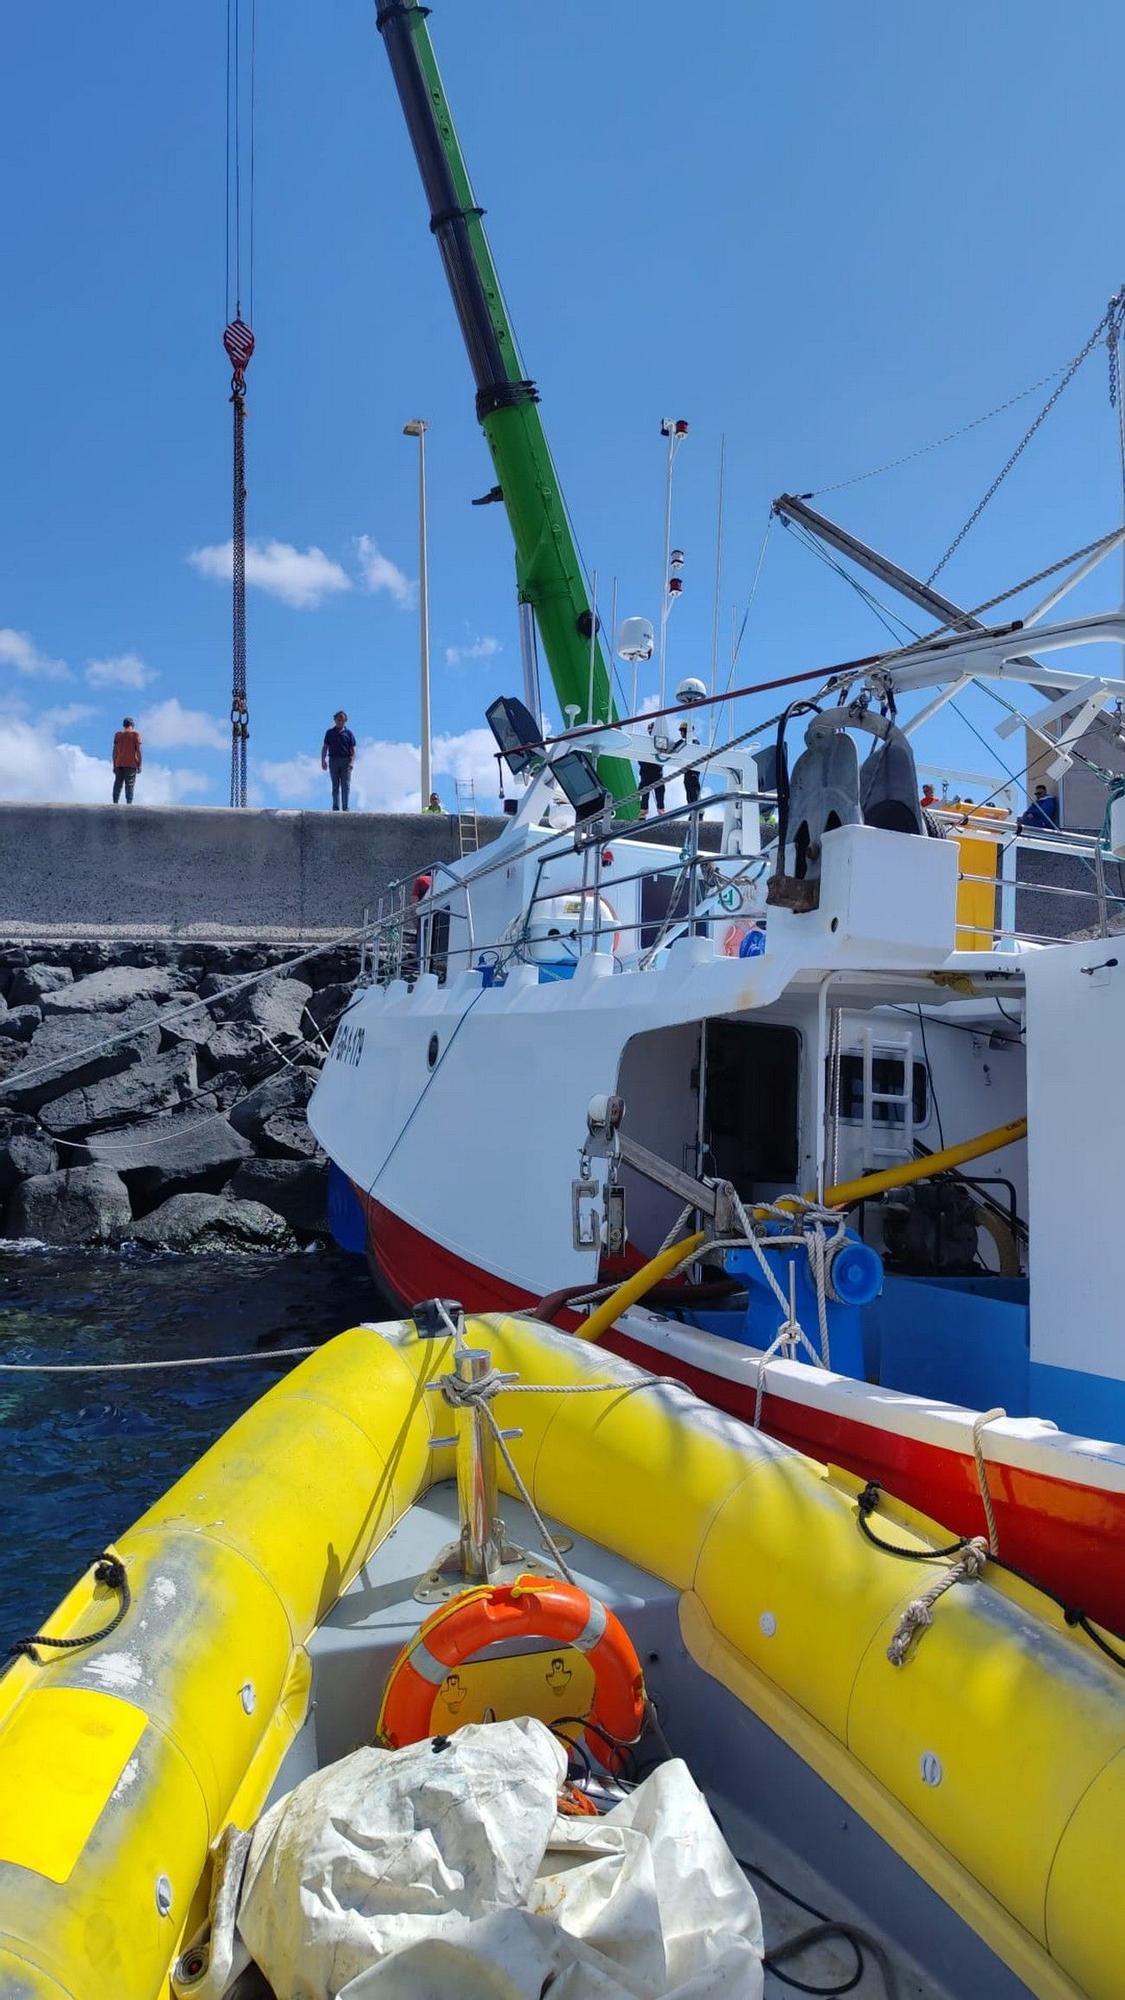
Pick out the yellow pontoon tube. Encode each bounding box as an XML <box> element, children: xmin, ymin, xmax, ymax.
<box><xmin>0</xmin><ymin>1313</ymin><xmax>1122</xmax><ymax>1999</ymax></box>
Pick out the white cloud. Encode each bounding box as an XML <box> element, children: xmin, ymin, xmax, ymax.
<box><xmin>256</xmin><ymin>726</ymin><xmax>503</xmax><ymax>814</ymax></box>
<box><xmin>432</xmin><ymin>727</ymin><xmax>502</xmax><ymax>803</ymax></box>
<box><xmin>86</xmin><ymin>652</ymin><xmax>158</xmax><ymax>690</ymax></box>
<box><xmin>258</xmin><ymin>752</ymin><xmax>323</xmax><ymax>803</ymax></box>
<box><xmin>0</xmin><ymin>712</ymin><xmax>208</xmax><ymax>804</ymax></box>
<box><xmin>445</xmin><ymin>634</ymin><xmax>501</xmax><ymax>668</ymax></box>
<box><xmin>355</xmin><ymin>535</ymin><xmax>416</xmax><ymax>610</ymax></box>
<box><xmin>42</xmin><ymin>702</ymin><xmax>97</xmax><ymax>728</ymax></box>
<box><xmin>352</xmin><ymin>740</ymin><xmax>427</xmax><ymax>813</ymax></box>
<box><xmin>189</xmin><ymin>539</ymin><xmax>353</xmax><ymax>610</ymax></box>
<box><xmin>0</xmin><ymin>629</ymin><xmax>71</xmax><ymax>681</ymax></box>
<box><xmin>140</xmin><ymin>697</ymin><xmax>227</xmax><ymax>752</ymax></box>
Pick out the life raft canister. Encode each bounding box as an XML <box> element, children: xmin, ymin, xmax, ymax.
<box><xmin>377</xmin><ymin>1574</ymin><xmax>645</xmax><ymax>1765</ymax></box>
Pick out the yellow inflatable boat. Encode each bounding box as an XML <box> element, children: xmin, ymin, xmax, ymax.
<box><xmin>1</xmin><ymin>1311</ymin><xmax>1123</xmax><ymax>1998</ymax></box>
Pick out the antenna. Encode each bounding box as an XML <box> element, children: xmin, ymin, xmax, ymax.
<box><xmin>657</xmin><ymin>418</ymin><xmax>688</xmax><ymax>703</ymax></box>
<box><xmin>709</xmin><ymin>434</ymin><xmax>727</xmax><ymax>717</ymax></box>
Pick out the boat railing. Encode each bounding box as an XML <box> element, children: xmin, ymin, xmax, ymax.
<box><xmin>364</xmin><ymin>792</ymin><xmax>1123</xmax><ymax>986</ymax></box>
<box><xmin>941</xmin><ymin>811</ymin><xmax>1125</xmax><ymax>946</ymax></box>
<box><xmin>365</xmin><ymin>788</ymin><xmax>773</xmax><ymax>985</ymax></box>
<box><xmin>368</xmin><ymin>857</ymin><xmax>480</xmax><ymax>984</ymax></box>
<box><xmin>521</xmin><ymin>789</ymin><xmax>773</xmax><ymax>965</ymax></box>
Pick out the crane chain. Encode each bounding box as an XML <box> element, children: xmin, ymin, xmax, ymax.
<box><xmin>927</xmin><ymin>286</ymin><xmax>1125</xmax><ymax>586</ymax></box>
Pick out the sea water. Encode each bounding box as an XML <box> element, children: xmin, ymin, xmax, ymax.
<box><xmin>0</xmin><ymin>1246</ymin><xmax>384</xmax><ymax>1642</ymax></box>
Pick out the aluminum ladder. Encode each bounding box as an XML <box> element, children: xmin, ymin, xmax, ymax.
<box><xmin>859</xmin><ymin>1025</ymin><xmax>915</xmax><ymax>1168</ymax></box>
<box><xmin>455</xmin><ymin>778</ymin><xmax>480</xmax><ymax>856</ymax></box>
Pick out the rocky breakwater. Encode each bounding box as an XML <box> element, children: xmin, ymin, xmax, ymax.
<box><xmin>0</xmin><ymin>941</ymin><xmax>360</xmax><ymax>1252</ymax></box>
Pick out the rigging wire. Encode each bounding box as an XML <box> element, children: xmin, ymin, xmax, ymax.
<box><xmin>249</xmin><ymin>0</ymin><xmax>257</xmax><ymax>327</ymax></box>
<box><xmin>799</xmin><ymin>361</ymin><xmax>1071</xmax><ymax>500</ymax></box>
<box><xmin>927</xmin><ymin>287</ymin><xmax>1125</xmax><ymax>585</ymax></box>
<box><xmin>233</xmin><ymin>0</ymin><xmax>241</xmax><ymax>312</ymax></box>
<box><xmin>778</xmin><ymin>512</ymin><xmax>1033</xmax><ymax>799</ymax></box>
<box><xmin>778</xmin><ymin>517</ymin><xmax>920</xmax><ymax>648</ymax></box>
<box><xmin>223</xmin><ymin>0</ymin><xmax>257</xmax><ymax>809</ymax></box>
<box><xmin>710</xmin><ymin>511</ymin><xmax>775</xmax><ymax>749</ymax></box>
<box><xmin>224</xmin><ymin>0</ymin><xmax>232</xmax><ymax>321</ymax></box>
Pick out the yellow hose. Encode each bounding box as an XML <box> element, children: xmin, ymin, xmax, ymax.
<box><xmin>577</xmin><ymin>1231</ymin><xmax>706</xmax><ymax>1344</ymax></box>
<box><xmin>821</xmin><ymin>1116</ymin><xmax>1027</xmax><ymax>1209</ymax></box>
<box><xmin>576</xmin><ymin>1116</ymin><xmax>1027</xmax><ymax>1344</ymax></box>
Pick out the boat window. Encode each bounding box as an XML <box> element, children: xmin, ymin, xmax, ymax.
<box><xmin>834</xmin><ymin>1052</ymin><xmax>927</xmax><ymax>1126</ymax></box>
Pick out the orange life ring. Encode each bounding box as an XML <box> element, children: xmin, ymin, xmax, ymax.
<box><xmin>376</xmin><ymin>1574</ymin><xmax>645</xmax><ymax>1766</ymax></box>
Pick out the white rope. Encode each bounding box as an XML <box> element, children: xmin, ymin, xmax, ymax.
<box><xmin>482</xmin><ymin>1412</ymin><xmax>579</xmax><ymax>1586</ymax></box>
<box><xmin>49</xmin><ymin>1024</ymin><xmax>329</xmax><ymax>1156</ymax></box>
<box><xmin>729</xmin><ymin>1190</ymin><xmax>841</xmax><ymax>1378</ymax></box>
<box><xmin>729</xmin><ymin>1191</ymin><xmax>796</xmax><ymax>1322</ymax></box>
<box><xmin>806</xmin><ymin>1224</ymin><xmax>832</xmax><ymax>1368</ymax></box>
<box><xmin>656</xmin><ymin>1203</ymin><xmax>695</xmax><ymax>1258</ymax></box>
<box><xmin>0</xmin><ymin>936</ymin><xmax>366</xmax><ymax>1098</ymax></box>
<box><xmin>751</xmin><ymin>1322</ymin><xmax>824</xmax><ymax>1429</ymax></box>
<box><xmin>971</xmin><ymin>1406</ymin><xmax>1006</xmax><ymax>1555</ymax></box>
<box><xmin>258</xmin><ymin>1027</ymin><xmax>300</xmax><ymax>1070</ymax></box>
<box><xmin>0</xmin><ymin>1346</ymin><xmax>318</xmax><ymax>1374</ymax></box>
<box><xmin>430</xmin><ymin>1352</ymin><xmax>693</xmax><ymax>1587</ymax></box>
<box><xmin>886</xmin><ymin>1539</ymin><xmax>989</xmax><ymax>1667</ymax></box>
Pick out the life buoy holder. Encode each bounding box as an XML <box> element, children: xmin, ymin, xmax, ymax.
<box><xmin>376</xmin><ymin>1574</ymin><xmax>646</xmax><ymax>1765</ymax></box>
<box><xmin>545</xmin><ymin>891</ymin><xmax>622</xmax><ymax>954</ymax></box>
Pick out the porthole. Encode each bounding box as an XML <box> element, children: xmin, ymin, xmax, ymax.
<box><xmin>427</xmin><ymin>1034</ymin><xmax>439</xmax><ymax>1069</ymax></box>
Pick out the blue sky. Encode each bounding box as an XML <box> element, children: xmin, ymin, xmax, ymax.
<box><xmin>2</xmin><ymin>1</ymin><xmax>1123</xmax><ymax>811</ymax></box>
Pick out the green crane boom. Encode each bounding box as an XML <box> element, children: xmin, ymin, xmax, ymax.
<box><xmin>375</xmin><ymin>0</ymin><xmax>637</xmax><ymax>811</ymax></box>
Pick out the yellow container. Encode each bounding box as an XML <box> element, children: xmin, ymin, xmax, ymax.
<box><xmin>950</xmin><ymin>803</ymin><xmax>1008</xmax><ymax>949</ymax></box>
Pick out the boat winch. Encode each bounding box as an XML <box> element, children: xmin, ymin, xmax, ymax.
<box><xmin>576</xmin><ymin>1092</ymin><xmax>880</xmax><ymax>1372</ymax></box>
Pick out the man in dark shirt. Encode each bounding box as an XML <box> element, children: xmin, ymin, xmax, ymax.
<box><xmin>321</xmin><ymin>710</ymin><xmax>357</xmax><ymax>812</ymax></box>
<box><xmin>1019</xmin><ymin>783</ymin><xmax>1060</xmax><ymax>833</ymax></box>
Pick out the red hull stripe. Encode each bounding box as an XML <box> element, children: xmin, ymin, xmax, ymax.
<box><xmin>359</xmin><ymin>1190</ymin><xmax>1125</xmax><ymax>1636</ymax></box>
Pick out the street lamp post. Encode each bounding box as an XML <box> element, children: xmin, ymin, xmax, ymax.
<box><xmin>403</xmin><ymin>420</ymin><xmax>431</xmax><ymax>807</ymax></box>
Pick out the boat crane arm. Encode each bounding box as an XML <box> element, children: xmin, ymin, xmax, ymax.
<box><xmin>775</xmin><ymin>495</ymin><xmax>1125</xmax><ymax>709</ymax></box>
<box><xmin>375</xmin><ymin>1</ymin><xmax>637</xmax><ymax>813</ymax></box>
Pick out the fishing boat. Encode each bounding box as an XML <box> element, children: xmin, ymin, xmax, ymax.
<box><xmin>2</xmin><ymin>1306</ymin><xmax>1124</xmax><ymax>1998</ymax></box>
<box><xmin>311</xmin><ymin>1</ymin><xmax>1125</xmax><ymax>1637</ymax></box>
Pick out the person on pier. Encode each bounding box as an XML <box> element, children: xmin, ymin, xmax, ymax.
<box><xmin>111</xmin><ymin>717</ymin><xmax>142</xmax><ymax>804</ymax></box>
<box><xmin>321</xmin><ymin>711</ymin><xmax>357</xmax><ymax>812</ymax></box>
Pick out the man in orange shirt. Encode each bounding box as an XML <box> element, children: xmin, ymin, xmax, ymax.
<box><xmin>111</xmin><ymin>716</ymin><xmax>142</xmax><ymax>804</ymax></box>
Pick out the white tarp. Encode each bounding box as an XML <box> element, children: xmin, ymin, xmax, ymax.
<box><xmin>227</xmin><ymin>1717</ymin><xmax>764</xmax><ymax>2000</ymax></box>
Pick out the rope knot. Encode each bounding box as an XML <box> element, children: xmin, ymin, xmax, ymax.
<box><xmin>959</xmin><ymin>1538</ymin><xmax>990</xmax><ymax>1584</ymax></box>
<box><xmin>887</xmin><ymin>1536</ymin><xmax>990</xmax><ymax>1667</ymax></box>
<box><xmin>857</xmin><ymin>1480</ymin><xmax>882</xmax><ymax>1519</ymax></box>
<box><xmin>436</xmin><ymin>1367</ymin><xmax>513</xmax><ymax>1410</ymax></box>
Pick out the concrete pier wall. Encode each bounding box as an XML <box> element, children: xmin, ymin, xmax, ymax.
<box><xmin>3</xmin><ymin>800</ymin><xmax>1112</xmax><ymax>946</ymax></box>
<box><xmin>0</xmin><ymin>803</ymin><xmax>507</xmax><ymax>940</ymax></box>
